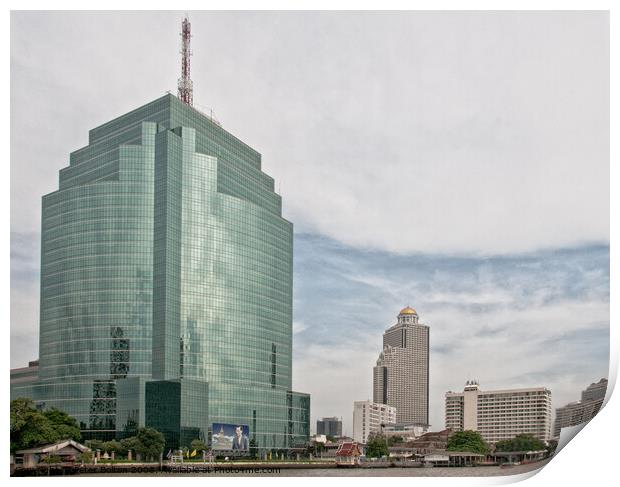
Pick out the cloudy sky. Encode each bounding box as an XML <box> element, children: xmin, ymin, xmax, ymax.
<box><xmin>11</xmin><ymin>11</ymin><xmax>609</xmax><ymax>435</ymax></box>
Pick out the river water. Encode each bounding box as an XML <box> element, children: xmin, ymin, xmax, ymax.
<box><xmin>78</xmin><ymin>459</ymin><xmax>550</xmax><ymax>477</ymax></box>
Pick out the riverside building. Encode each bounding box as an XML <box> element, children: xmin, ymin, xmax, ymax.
<box><xmin>373</xmin><ymin>306</ymin><xmax>429</xmax><ymax>428</ymax></box>
<box><xmin>445</xmin><ymin>381</ymin><xmax>552</xmax><ymax>444</ymax></box>
<box><xmin>11</xmin><ymin>19</ymin><xmax>309</xmax><ymax>453</ymax></box>
<box><xmin>553</xmin><ymin>378</ymin><xmax>607</xmax><ymax>438</ymax></box>
<box><xmin>352</xmin><ymin>401</ymin><xmax>397</xmax><ymax>444</ymax></box>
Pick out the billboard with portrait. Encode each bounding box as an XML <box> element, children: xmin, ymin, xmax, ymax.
<box><xmin>211</xmin><ymin>423</ymin><xmax>250</xmax><ymax>451</ymax></box>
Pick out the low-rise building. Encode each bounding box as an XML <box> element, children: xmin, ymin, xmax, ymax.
<box><xmin>317</xmin><ymin>441</ymin><xmax>341</xmax><ymax>459</ymax></box>
<box><xmin>382</xmin><ymin>422</ymin><xmax>427</xmax><ymax>441</ymax></box>
<box><xmin>488</xmin><ymin>450</ymin><xmax>547</xmax><ymax>465</ymax></box>
<box><xmin>352</xmin><ymin>400</ymin><xmax>396</xmax><ymax>444</ymax></box>
<box><xmin>405</xmin><ymin>429</ymin><xmax>452</xmax><ymax>454</ymax></box>
<box><xmin>10</xmin><ymin>361</ymin><xmax>40</xmax><ymax>411</ymax></box>
<box><xmin>10</xmin><ymin>360</ymin><xmax>39</xmax><ymax>386</ymax></box>
<box><xmin>15</xmin><ymin>439</ymin><xmax>90</xmax><ymax>467</ymax></box>
<box><xmin>335</xmin><ymin>442</ymin><xmax>363</xmax><ymax>465</ymax></box>
<box><xmin>422</xmin><ymin>453</ymin><xmax>450</xmax><ymax>466</ymax></box>
<box><xmin>388</xmin><ymin>429</ymin><xmax>452</xmax><ymax>460</ymax></box>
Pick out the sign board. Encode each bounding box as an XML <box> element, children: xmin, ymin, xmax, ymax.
<box><xmin>211</xmin><ymin>423</ymin><xmax>250</xmax><ymax>451</ymax></box>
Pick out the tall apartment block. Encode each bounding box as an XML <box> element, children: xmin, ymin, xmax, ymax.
<box><xmin>316</xmin><ymin>417</ymin><xmax>343</xmax><ymax>437</ymax></box>
<box><xmin>10</xmin><ymin>93</ymin><xmax>310</xmax><ymax>452</ymax></box>
<box><xmin>373</xmin><ymin>306</ymin><xmax>429</xmax><ymax>427</ymax></box>
<box><xmin>352</xmin><ymin>400</ymin><xmax>396</xmax><ymax>444</ymax></box>
<box><xmin>445</xmin><ymin>381</ymin><xmax>552</xmax><ymax>444</ymax></box>
<box><xmin>553</xmin><ymin>378</ymin><xmax>607</xmax><ymax>438</ymax></box>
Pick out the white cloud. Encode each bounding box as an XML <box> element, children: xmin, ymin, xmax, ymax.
<box><xmin>292</xmin><ymin>321</ymin><xmax>308</xmax><ymax>335</ymax></box>
<box><xmin>293</xmin><ymin>333</ymin><xmax>380</xmax><ymax>438</ymax></box>
<box><xmin>10</xmin><ymin>279</ymin><xmax>40</xmax><ymax>369</ymax></box>
<box><xmin>292</xmin><ymin>235</ymin><xmax>609</xmax><ymax>434</ymax></box>
<box><xmin>10</xmin><ymin>11</ymin><xmax>609</xmax><ymax>255</ymax></box>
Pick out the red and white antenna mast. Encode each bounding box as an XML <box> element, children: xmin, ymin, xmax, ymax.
<box><xmin>178</xmin><ymin>15</ymin><xmax>193</xmax><ymax>106</ymax></box>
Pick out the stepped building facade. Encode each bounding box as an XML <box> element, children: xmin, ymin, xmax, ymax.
<box><xmin>11</xmin><ymin>94</ymin><xmax>310</xmax><ymax>452</ymax></box>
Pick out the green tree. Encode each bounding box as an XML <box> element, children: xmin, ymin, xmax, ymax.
<box><xmin>11</xmin><ymin>398</ymin><xmax>56</xmax><ymax>452</ymax></box>
<box><xmin>365</xmin><ymin>433</ymin><xmax>389</xmax><ymax>458</ymax></box>
<box><xmin>134</xmin><ymin>427</ymin><xmax>165</xmax><ymax>460</ymax></box>
<box><xmin>43</xmin><ymin>408</ymin><xmax>81</xmax><ymax>442</ymax></box>
<box><xmin>494</xmin><ymin>434</ymin><xmax>546</xmax><ymax>452</ymax></box>
<box><xmin>10</xmin><ymin>399</ymin><xmax>80</xmax><ymax>453</ymax></box>
<box><xmin>103</xmin><ymin>439</ymin><xmax>124</xmax><ymax>455</ymax></box>
<box><xmin>11</xmin><ymin>398</ymin><xmax>35</xmax><ymax>437</ymax></box>
<box><xmin>387</xmin><ymin>435</ymin><xmax>404</xmax><ymax>446</ymax></box>
<box><xmin>78</xmin><ymin>451</ymin><xmax>93</xmax><ymax>464</ymax></box>
<box><xmin>545</xmin><ymin>439</ymin><xmax>558</xmax><ymax>457</ymax></box>
<box><xmin>305</xmin><ymin>440</ymin><xmax>325</xmax><ymax>457</ymax></box>
<box><xmin>121</xmin><ymin>435</ymin><xmax>141</xmax><ymax>456</ymax></box>
<box><xmin>446</xmin><ymin>430</ymin><xmax>489</xmax><ymax>455</ymax></box>
<box><xmin>85</xmin><ymin>439</ymin><xmax>105</xmax><ymax>451</ymax></box>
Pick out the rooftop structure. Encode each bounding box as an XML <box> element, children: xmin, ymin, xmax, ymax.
<box><xmin>177</xmin><ymin>16</ymin><xmax>193</xmax><ymax>106</ymax></box>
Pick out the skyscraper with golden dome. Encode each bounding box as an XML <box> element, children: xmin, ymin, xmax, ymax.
<box><xmin>373</xmin><ymin>306</ymin><xmax>430</xmax><ymax>427</ymax></box>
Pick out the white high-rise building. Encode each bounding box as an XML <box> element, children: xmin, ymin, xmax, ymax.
<box><xmin>352</xmin><ymin>400</ymin><xmax>396</xmax><ymax>444</ymax></box>
<box><xmin>445</xmin><ymin>381</ymin><xmax>552</xmax><ymax>444</ymax></box>
<box><xmin>373</xmin><ymin>306</ymin><xmax>429</xmax><ymax>427</ymax></box>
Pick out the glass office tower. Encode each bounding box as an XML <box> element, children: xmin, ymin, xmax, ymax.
<box><xmin>12</xmin><ymin>94</ymin><xmax>310</xmax><ymax>452</ymax></box>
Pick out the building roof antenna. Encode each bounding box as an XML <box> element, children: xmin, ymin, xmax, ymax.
<box><xmin>178</xmin><ymin>14</ymin><xmax>193</xmax><ymax>106</ymax></box>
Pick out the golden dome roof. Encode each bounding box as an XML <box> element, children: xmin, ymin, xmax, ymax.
<box><xmin>399</xmin><ymin>306</ymin><xmax>417</xmax><ymax>315</ymax></box>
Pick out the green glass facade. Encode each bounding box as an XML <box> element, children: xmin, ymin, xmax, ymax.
<box><xmin>12</xmin><ymin>94</ymin><xmax>310</xmax><ymax>452</ymax></box>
